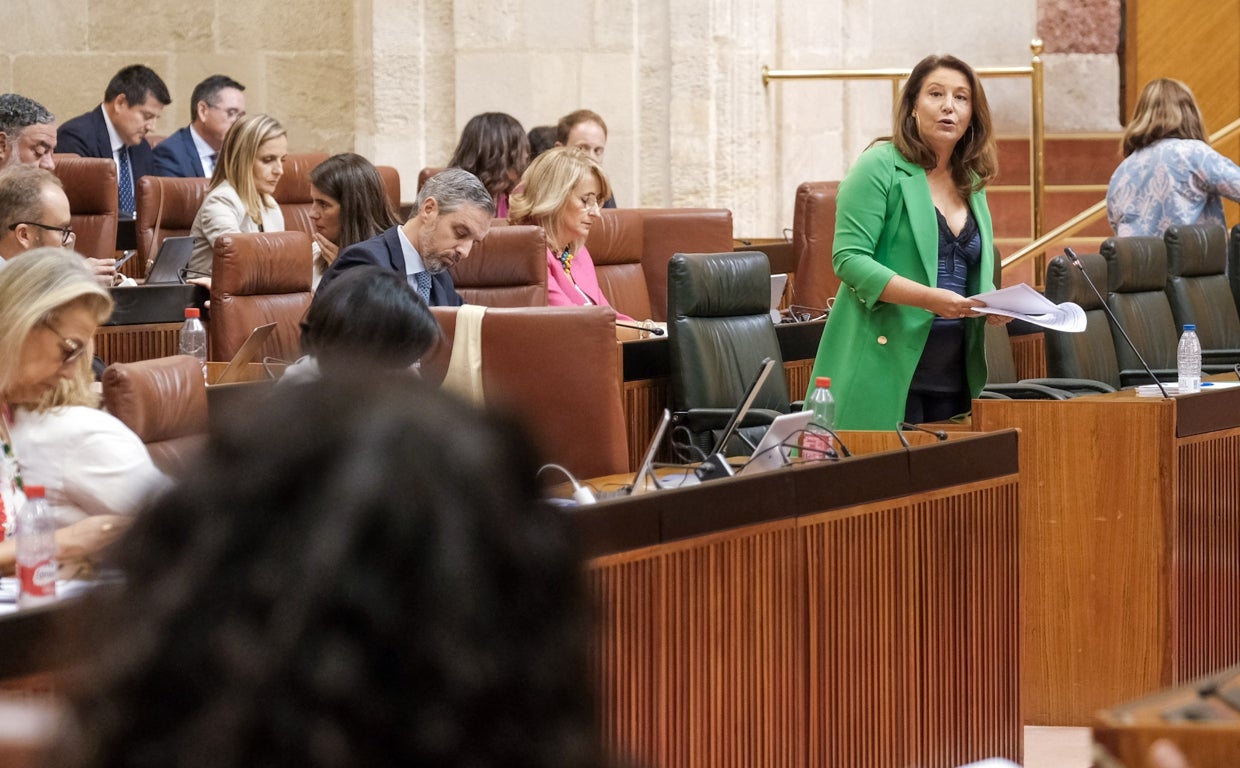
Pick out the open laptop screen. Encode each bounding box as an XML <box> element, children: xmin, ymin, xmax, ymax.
<box><xmin>710</xmin><ymin>357</ymin><xmax>776</xmax><ymax>456</ymax></box>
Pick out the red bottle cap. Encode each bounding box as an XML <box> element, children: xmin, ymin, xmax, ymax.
<box><xmin>185</xmin><ymin>307</ymin><xmax>200</xmax><ymax>319</ymax></box>
<box><xmin>815</xmin><ymin>376</ymin><xmax>831</xmax><ymax>388</ymax></box>
<box><xmin>25</xmin><ymin>485</ymin><xmax>45</xmax><ymax>498</ymax></box>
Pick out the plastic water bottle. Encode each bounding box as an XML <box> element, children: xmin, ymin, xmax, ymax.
<box><xmin>178</xmin><ymin>307</ymin><xmax>207</xmax><ymax>381</ymax></box>
<box><xmin>1177</xmin><ymin>323</ymin><xmax>1201</xmax><ymax>394</ymax></box>
<box><xmin>16</xmin><ymin>486</ymin><xmax>56</xmax><ymax>608</ymax></box>
<box><xmin>800</xmin><ymin>376</ymin><xmax>836</xmax><ymax>460</ymax></box>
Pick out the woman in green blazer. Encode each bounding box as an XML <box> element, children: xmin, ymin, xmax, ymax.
<box><xmin>807</xmin><ymin>54</ymin><xmax>1010</xmax><ymax>429</ymax></box>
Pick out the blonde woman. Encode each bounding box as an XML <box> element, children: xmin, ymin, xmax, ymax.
<box><xmin>187</xmin><ymin>113</ymin><xmax>288</xmax><ymax>278</ymax></box>
<box><xmin>0</xmin><ymin>248</ymin><xmax>134</xmax><ymax>571</ymax></box>
<box><xmin>1107</xmin><ymin>78</ymin><xmax>1240</xmax><ymax>236</ymax></box>
<box><xmin>508</xmin><ymin>146</ymin><xmax>633</xmax><ymax>320</ymax></box>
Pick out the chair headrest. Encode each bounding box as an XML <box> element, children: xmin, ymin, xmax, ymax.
<box><xmin>669</xmin><ymin>251</ymin><xmax>770</xmax><ymax>317</ymax></box>
<box><xmin>212</xmin><ymin>231</ymin><xmax>313</xmax><ymax>294</ymax></box>
<box><xmin>272</xmin><ymin>152</ymin><xmax>330</xmax><ymax>205</ymax></box>
<box><xmin>1165</xmin><ymin>223</ymin><xmax>1227</xmax><ymax>277</ymax></box>
<box><xmin>1100</xmin><ymin>236</ymin><xmax>1166</xmax><ymax>292</ymax></box>
<box><xmin>1045</xmin><ymin>252</ymin><xmax>1106</xmax><ymax>310</ymax></box>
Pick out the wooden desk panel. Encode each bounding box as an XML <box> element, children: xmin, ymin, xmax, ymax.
<box><xmin>585</xmin><ymin>432</ymin><xmax>1022</xmax><ymax>767</ymax></box>
<box><xmin>973</xmin><ymin>388</ymin><xmax>1240</xmax><ymax>725</ymax></box>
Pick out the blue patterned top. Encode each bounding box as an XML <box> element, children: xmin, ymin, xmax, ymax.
<box><xmin>1106</xmin><ymin>138</ymin><xmax>1240</xmax><ymax>236</ymax></box>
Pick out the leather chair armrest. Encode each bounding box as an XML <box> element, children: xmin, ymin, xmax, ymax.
<box><xmin>1202</xmin><ymin>349</ymin><xmax>1240</xmax><ymax>366</ymax></box>
<box><xmin>677</xmin><ymin>407</ymin><xmax>782</xmax><ymax>433</ymax></box>
<box><xmin>1022</xmin><ymin>377</ymin><xmax>1117</xmax><ymax>394</ymax></box>
<box><xmin>1119</xmin><ymin>368</ymin><xmax>1177</xmax><ymax>387</ymax></box>
<box><xmin>982</xmin><ymin>382</ymin><xmax>1074</xmax><ymax>400</ymax></box>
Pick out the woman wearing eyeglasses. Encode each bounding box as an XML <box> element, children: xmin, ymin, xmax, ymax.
<box><xmin>0</xmin><ymin>248</ymin><xmax>139</xmax><ymax>572</ymax></box>
<box><xmin>508</xmin><ymin>147</ymin><xmax>632</xmax><ymax>320</ymax></box>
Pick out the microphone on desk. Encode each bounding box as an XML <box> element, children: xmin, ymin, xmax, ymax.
<box><xmin>615</xmin><ymin>321</ymin><xmax>665</xmax><ymax>336</ymax></box>
<box><xmin>1063</xmin><ymin>247</ymin><xmax>1169</xmax><ymax>399</ymax></box>
<box><xmin>899</xmin><ymin>422</ymin><xmax>948</xmax><ymax>441</ymax></box>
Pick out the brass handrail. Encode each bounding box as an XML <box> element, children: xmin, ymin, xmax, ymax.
<box><xmin>1003</xmin><ymin>116</ymin><xmax>1240</xmax><ymax>269</ymax></box>
<box><xmin>764</xmin><ymin>40</ymin><xmax>1046</xmax><ymax>239</ymax></box>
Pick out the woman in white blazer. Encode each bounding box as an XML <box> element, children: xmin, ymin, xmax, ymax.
<box><xmin>187</xmin><ymin>113</ymin><xmax>288</xmax><ymax>280</ymax></box>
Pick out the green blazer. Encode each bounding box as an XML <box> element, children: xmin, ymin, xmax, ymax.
<box><xmin>806</xmin><ymin>142</ymin><xmax>995</xmax><ymax>430</ymax></box>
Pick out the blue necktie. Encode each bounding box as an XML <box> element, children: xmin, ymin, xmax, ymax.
<box><xmin>117</xmin><ymin>149</ymin><xmax>135</xmax><ymax>215</ymax></box>
<box><xmin>414</xmin><ymin>271</ymin><xmax>432</xmax><ymax>304</ymax></box>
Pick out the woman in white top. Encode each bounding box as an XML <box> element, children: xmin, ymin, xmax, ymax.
<box><xmin>0</xmin><ymin>248</ymin><xmax>132</xmax><ymax>571</ymax></box>
<box><xmin>187</xmin><ymin>113</ymin><xmax>288</xmax><ymax>280</ymax></box>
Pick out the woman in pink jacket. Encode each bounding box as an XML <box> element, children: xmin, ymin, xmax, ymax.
<box><xmin>508</xmin><ymin>147</ymin><xmax>633</xmax><ymax>320</ymax></box>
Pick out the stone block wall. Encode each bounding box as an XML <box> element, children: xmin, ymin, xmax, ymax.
<box><xmin>0</xmin><ymin>0</ymin><xmax>1125</xmax><ymax>238</ymax></box>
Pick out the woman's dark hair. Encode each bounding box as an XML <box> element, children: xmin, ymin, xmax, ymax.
<box><xmin>300</xmin><ymin>265</ymin><xmax>440</xmax><ymax>372</ymax></box>
<box><xmin>891</xmin><ymin>54</ymin><xmax>998</xmax><ymax>198</ymax></box>
<box><xmin>308</xmin><ymin>153</ymin><xmax>400</xmax><ymax>250</ymax></box>
<box><xmin>448</xmin><ymin>112</ymin><xmax>530</xmax><ymax>198</ymax></box>
<box><xmin>48</xmin><ymin>374</ymin><xmax>600</xmax><ymax>768</ymax></box>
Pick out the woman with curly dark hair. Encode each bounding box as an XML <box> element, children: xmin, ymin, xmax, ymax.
<box><xmin>448</xmin><ymin>112</ymin><xmax>530</xmax><ymax>219</ymax></box>
<box><xmin>47</xmin><ymin>374</ymin><xmax>601</xmax><ymax>768</ymax></box>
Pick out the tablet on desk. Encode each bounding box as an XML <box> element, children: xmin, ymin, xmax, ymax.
<box><xmin>145</xmin><ymin>236</ymin><xmax>194</xmax><ymax>285</ymax></box>
<box><xmin>213</xmin><ymin>323</ymin><xmax>277</xmax><ymax>385</ymax></box>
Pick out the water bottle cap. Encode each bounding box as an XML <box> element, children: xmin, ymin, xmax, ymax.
<box><xmin>185</xmin><ymin>307</ymin><xmax>200</xmax><ymax>319</ymax></box>
<box><xmin>815</xmin><ymin>376</ymin><xmax>831</xmax><ymax>388</ymax></box>
<box><xmin>1183</xmin><ymin>324</ymin><xmax>1195</xmax><ymax>331</ymax></box>
<box><xmin>25</xmin><ymin>485</ymin><xmax>45</xmax><ymax>499</ymax></box>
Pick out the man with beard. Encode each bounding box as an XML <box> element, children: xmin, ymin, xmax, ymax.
<box><xmin>315</xmin><ymin>168</ymin><xmax>494</xmax><ymax>306</ymax></box>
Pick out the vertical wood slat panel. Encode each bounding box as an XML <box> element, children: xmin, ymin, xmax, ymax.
<box><xmin>94</xmin><ymin>323</ymin><xmax>181</xmax><ymax>365</ymax></box>
<box><xmin>589</xmin><ymin>474</ymin><xmax>1021</xmax><ymax>767</ymax></box>
<box><xmin>1175</xmin><ymin>433</ymin><xmax>1240</xmax><ymax>682</ymax></box>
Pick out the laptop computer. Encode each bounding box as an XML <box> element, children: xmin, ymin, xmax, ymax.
<box><xmin>598</xmin><ymin>408</ymin><xmax>672</xmax><ymax>499</ymax></box>
<box><xmin>710</xmin><ymin>357</ymin><xmax>777</xmax><ymax>456</ymax></box>
<box><xmin>145</xmin><ymin>236</ymin><xmax>195</xmax><ymax>284</ymax></box>
<box><xmin>736</xmin><ymin>410</ymin><xmax>814</xmax><ymax>477</ymax></box>
<box><xmin>770</xmin><ymin>273</ymin><xmax>788</xmax><ymax>323</ymax></box>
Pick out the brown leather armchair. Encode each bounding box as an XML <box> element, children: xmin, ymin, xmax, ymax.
<box><xmin>52</xmin><ymin>156</ymin><xmax>119</xmax><ymax>263</ymax></box>
<box><xmin>585</xmin><ymin>208</ymin><xmax>734</xmax><ymax>322</ymax></box>
<box><xmin>276</xmin><ymin>154</ymin><xmax>403</xmax><ymax>237</ymax></box>
<box><xmin>102</xmin><ymin>355</ymin><xmax>209</xmax><ymax>476</ymax></box>
<box><xmin>134</xmin><ymin>176</ymin><xmax>210</xmax><ymax>279</ymax></box>
<box><xmin>447</xmin><ymin>223</ymin><xmax>548</xmax><ymax>306</ymax></box>
<box><xmin>421</xmin><ymin>305</ymin><xmax>629</xmax><ymax>480</ymax></box>
<box><xmin>210</xmin><ymin>231</ymin><xmax>313</xmax><ymax>363</ymax></box>
<box><xmin>272</xmin><ymin>152</ymin><xmax>330</xmax><ymax>235</ymax></box>
<box><xmin>791</xmin><ymin>181</ymin><xmax>841</xmax><ymax>313</ymax></box>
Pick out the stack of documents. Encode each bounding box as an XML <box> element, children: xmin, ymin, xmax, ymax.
<box><xmin>969</xmin><ymin>284</ymin><xmax>1086</xmax><ymax>332</ymax></box>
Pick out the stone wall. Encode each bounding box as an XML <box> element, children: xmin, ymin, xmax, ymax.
<box><xmin>1</xmin><ymin>0</ymin><xmax>1124</xmax><ymax>237</ymax></box>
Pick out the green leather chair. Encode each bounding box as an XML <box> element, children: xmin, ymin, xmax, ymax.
<box><xmin>1044</xmin><ymin>251</ymin><xmax>1127</xmax><ymax>389</ymax></box>
<box><xmin>1164</xmin><ymin>224</ymin><xmax>1240</xmax><ymax>367</ymax></box>
<box><xmin>667</xmin><ymin>251</ymin><xmax>792</xmax><ymax>456</ymax></box>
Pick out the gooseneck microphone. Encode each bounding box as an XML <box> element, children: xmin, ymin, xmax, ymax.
<box><xmin>898</xmin><ymin>422</ymin><xmax>948</xmax><ymax>441</ymax></box>
<box><xmin>1062</xmin><ymin>247</ymin><xmax>1168</xmax><ymax>399</ymax></box>
<box><xmin>615</xmin><ymin>321</ymin><xmax>665</xmax><ymax>336</ymax></box>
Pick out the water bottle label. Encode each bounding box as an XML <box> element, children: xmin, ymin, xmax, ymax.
<box><xmin>801</xmin><ymin>430</ymin><xmax>834</xmax><ymax>460</ymax></box>
<box><xmin>18</xmin><ymin>559</ymin><xmax>56</xmax><ymax>598</ymax></box>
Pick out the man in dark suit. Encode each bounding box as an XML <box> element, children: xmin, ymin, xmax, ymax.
<box><xmin>153</xmin><ymin>75</ymin><xmax>246</xmax><ymax>179</ymax></box>
<box><xmin>57</xmin><ymin>64</ymin><xmax>171</xmax><ymax>216</ymax></box>
<box><xmin>316</xmin><ymin>168</ymin><xmax>495</xmax><ymax>305</ymax></box>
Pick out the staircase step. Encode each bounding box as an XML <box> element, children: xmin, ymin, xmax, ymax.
<box><xmin>995</xmin><ymin>134</ymin><xmax>1123</xmax><ymax>186</ymax></box>
<box><xmin>988</xmin><ymin>187</ymin><xmax>1113</xmax><ymax>239</ymax></box>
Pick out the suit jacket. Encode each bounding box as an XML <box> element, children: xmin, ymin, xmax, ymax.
<box><xmin>152</xmin><ymin>126</ymin><xmax>206</xmax><ymax>177</ymax></box>
<box><xmin>317</xmin><ymin>226</ymin><xmax>464</xmax><ymax>306</ymax></box>
<box><xmin>806</xmin><ymin>142</ymin><xmax>995</xmax><ymax>429</ymax></box>
<box><xmin>57</xmin><ymin>105</ymin><xmax>157</xmax><ymax>182</ymax></box>
<box><xmin>545</xmin><ymin>244</ymin><xmax>632</xmax><ymax>320</ymax></box>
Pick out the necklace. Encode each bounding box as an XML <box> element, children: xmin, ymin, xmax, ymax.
<box><xmin>554</xmin><ymin>244</ymin><xmax>574</xmax><ymax>277</ymax></box>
